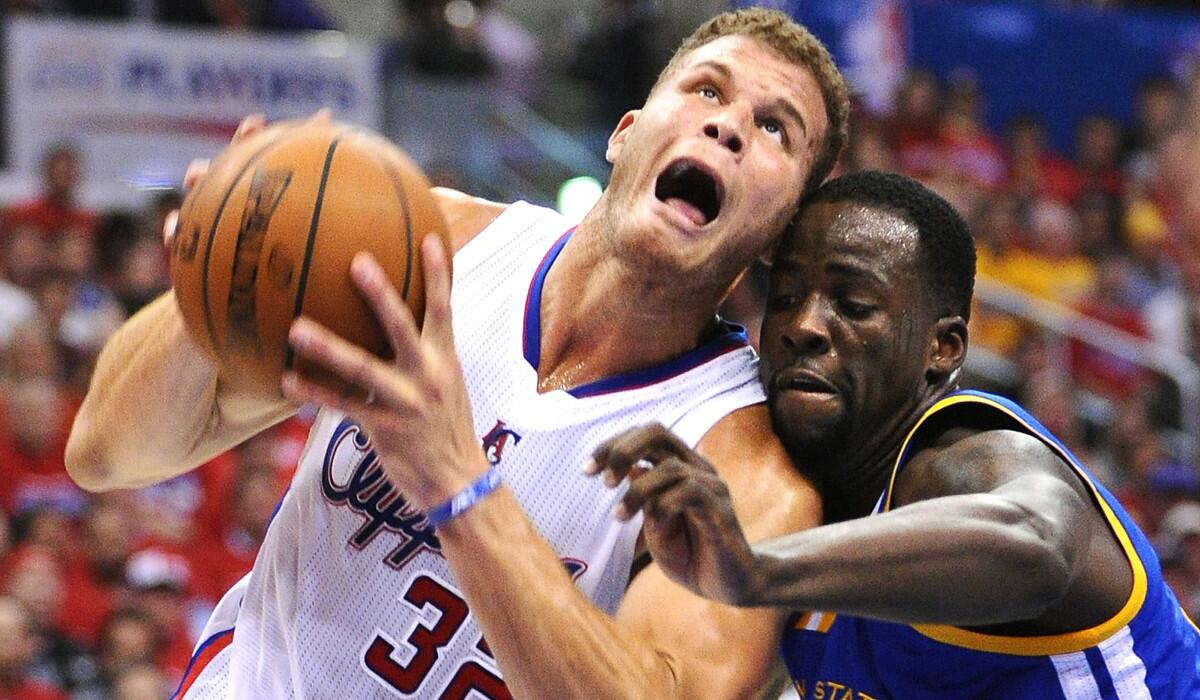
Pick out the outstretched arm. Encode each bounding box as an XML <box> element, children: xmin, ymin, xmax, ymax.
<box><xmin>593</xmin><ymin>427</ymin><xmax>1108</xmax><ymax>628</ymax></box>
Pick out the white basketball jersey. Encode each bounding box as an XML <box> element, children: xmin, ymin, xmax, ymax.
<box><xmin>176</xmin><ymin>201</ymin><xmax>767</xmax><ymax>699</ymax></box>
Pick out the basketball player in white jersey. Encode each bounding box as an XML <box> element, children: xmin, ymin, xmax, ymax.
<box><xmin>66</xmin><ymin>9</ymin><xmax>849</xmax><ymax>698</ymax></box>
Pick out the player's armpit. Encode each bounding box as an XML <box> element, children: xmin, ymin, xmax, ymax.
<box><xmin>431</xmin><ymin>187</ymin><xmax>509</xmax><ymax>253</ymax></box>
<box><xmin>614</xmin><ymin>405</ymin><xmax>821</xmax><ymax>697</ymax></box>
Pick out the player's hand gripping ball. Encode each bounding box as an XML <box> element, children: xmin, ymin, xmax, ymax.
<box><xmin>170</xmin><ymin>121</ymin><xmax>449</xmax><ymax>398</ymax></box>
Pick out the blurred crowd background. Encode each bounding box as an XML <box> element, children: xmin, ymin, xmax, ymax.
<box><xmin>0</xmin><ymin>1</ymin><xmax>1197</xmax><ymax>698</ymax></box>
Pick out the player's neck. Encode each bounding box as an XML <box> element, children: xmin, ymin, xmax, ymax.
<box><xmin>532</xmin><ymin>221</ymin><xmax>728</xmax><ymax>393</ymax></box>
<box><xmin>814</xmin><ymin>392</ymin><xmax>943</xmax><ymax>523</ymax></box>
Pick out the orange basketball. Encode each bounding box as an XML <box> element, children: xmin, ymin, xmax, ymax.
<box><xmin>170</xmin><ymin>121</ymin><xmax>449</xmax><ymax>398</ymax></box>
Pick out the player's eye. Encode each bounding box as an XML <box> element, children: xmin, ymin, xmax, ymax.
<box><xmin>759</xmin><ymin>119</ymin><xmax>786</xmax><ymax>145</ymax></box>
<box><xmin>698</xmin><ymin>86</ymin><xmax>720</xmax><ymax>101</ymax></box>
<box><xmin>768</xmin><ymin>294</ymin><xmax>801</xmax><ymax>311</ymax></box>
<box><xmin>838</xmin><ymin>298</ymin><xmax>875</xmax><ymax>320</ymax></box>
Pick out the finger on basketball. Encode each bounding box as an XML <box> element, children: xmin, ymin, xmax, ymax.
<box><xmin>307</xmin><ymin>107</ymin><xmax>333</xmax><ymax>126</ymax></box>
<box><xmin>162</xmin><ymin>209</ymin><xmax>179</xmax><ymax>249</ymax></box>
<box><xmin>287</xmin><ymin>317</ymin><xmax>401</xmax><ymax>406</ymax></box>
<box><xmin>419</xmin><ymin>235</ymin><xmax>454</xmax><ymax>345</ymax></box>
<box><xmin>281</xmin><ymin>369</ymin><xmax>390</xmax><ymax>421</ymax></box>
<box><xmin>232</xmin><ymin>113</ymin><xmax>267</xmax><ymax>144</ymax></box>
<box><xmin>349</xmin><ymin>252</ymin><xmax>421</xmax><ymax>367</ymax></box>
<box><xmin>183</xmin><ymin>158</ymin><xmax>210</xmax><ymax>191</ymax></box>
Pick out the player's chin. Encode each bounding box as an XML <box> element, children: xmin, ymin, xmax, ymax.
<box><xmin>769</xmin><ymin>393</ymin><xmax>847</xmax><ymax>452</ymax></box>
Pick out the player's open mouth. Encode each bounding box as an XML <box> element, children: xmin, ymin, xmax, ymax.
<box><xmin>654</xmin><ymin>159</ymin><xmax>724</xmax><ymax>227</ymax></box>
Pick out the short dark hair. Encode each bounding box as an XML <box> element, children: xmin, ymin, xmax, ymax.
<box><xmin>804</xmin><ymin>171</ymin><xmax>976</xmax><ymax>321</ymax></box>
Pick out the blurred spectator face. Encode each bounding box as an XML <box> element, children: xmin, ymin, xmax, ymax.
<box><xmin>42</xmin><ymin>147</ymin><xmax>81</xmax><ymax>202</ymax></box>
<box><xmin>113</xmin><ymin>663</ymin><xmax>170</xmax><ymax>700</ymax></box>
<box><xmin>113</xmin><ymin>237</ymin><xmax>168</xmax><ymax>315</ymax></box>
<box><xmin>51</xmin><ymin>229</ymin><xmax>95</xmax><ymax>281</ymax></box>
<box><xmin>1030</xmin><ymin>199</ymin><xmax>1083</xmax><ymax>259</ymax></box>
<box><xmin>1138</xmin><ymin>78</ymin><xmax>1183</xmax><ymax>138</ymax></box>
<box><xmin>1077</xmin><ymin>116</ymin><xmax>1121</xmax><ymax>171</ymax></box>
<box><xmin>974</xmin><ymin>193</ymin><xmax>1023</xmax><ymax>249</ymax></box>
<box><xmin>944</xmin><ymin>72</ymin><xmax>983</xmax><ymax>123</ymax></box>
<box><xmin>1</xmin><ymin>227</ymin><xmax>47</xmax><ymax>290</ymax></box>
<box><xmin>1075</xmin><ymin>191</ymin><xmax>1117</xmax><ymax>255</ymax></box>
<box><xmin>845</xmin><ymin>122</ymin><xmax>895</xmax><ymax>173</ymax></box>
<box><xmin>99</xmin><ymin>611</ymin><xmax>160</xmax><ymax>671</ymax></box>
<box><xmin>18</xmin><ymin>507</ymin><xmax>72</xmax><ymax>558</ymax></box>
<box><xmin>34</xmin><ymin>271</ymin><xmax>75</xmax><ymax>329</ymax></box>
<box><xmin>4</xmin><ymin>376</ymin><xmax>63</xmax><ymax>457</ymax></box>
<box><xmin>1007</xmin><ymin>117</ymin><xmax>1045</xmax><ymax>162</ymax></box>
<box><xmin>1</xmin><ymin>319</ymin><xmax>60</xmax><ymax>380</ymax></box>
<box><xmin>0</xmin><ymin>597</ymin><xmax>37</xmax><ymax>680</ymax></box>
<box><xmin>84</xmin><ymin>503</ymin><xmax>135</xmax><ymax>580</ymax></box>
<box><xmin>133</xmin><ymin>478</ymin><xmax>199</xmax><ymax>545</ymax></box>
<box><xmin>896</xmin><ymin>69</ymin><xmax>940</xmax><ymax>125</ymax></box>
<box><xmin>4</xmin><ymin>546</ymin><xmax>64</xmax><ymax>630</ymax></box>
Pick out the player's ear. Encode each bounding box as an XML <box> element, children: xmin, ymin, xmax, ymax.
<box><xmin>926</xmin><ymin>316</ymin><xmax>967</xmax><ymax>387</ymax></box>
<box><xmin>606</xmin><ymin>110</ymin><xmax>640</xmax><ymax>164</ymax></box>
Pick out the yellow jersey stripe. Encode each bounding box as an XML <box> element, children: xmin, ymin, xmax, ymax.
<box><xmin>886</xmin><ymin>393</ymin><xmax>1148</xmax><ymax>656</ymax></box>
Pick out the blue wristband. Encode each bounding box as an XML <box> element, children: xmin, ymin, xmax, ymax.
<box><xmin>425</xmin><ymin>466</ymin><xmax>503</xmax><ymax>529</ymax></box>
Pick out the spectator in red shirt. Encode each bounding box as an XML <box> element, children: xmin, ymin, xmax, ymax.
<box><xmin>1076</xmin><ymin>114</ymin><xmax>1125</xmax><ymax>197</ymax></box>
<box><xmin>891</xmin><ymin>68</ymin><xmax>943</xmax><ymax>178</ymax></box>
<box><xmin>192</xmin><ymin>460</ymin><xmax>281</xmax><ymax>603</ymax></box>
<box><xmin>124</xmin><ymin>548</ymin><xmax>204</xmax><ymax>681</ymax></box>
<box><xmin>2</xmin><ymin>547</ymin><xmax>91</xmax><ymax>694</ymax></box>
<box><xmin>3</xmin><ymin>145</ymin><xmax>98</xmax><ymax>241</ymax></box>
<box><xmin>938</xmin><ymin>71</ymin><xmax>1007</xmax><ymax>190</ymax></box>
<box><xmin>70</xmin><ymin>608</ymin><xmax>163</xmax><ymax>700</ymax></box>
<box><xmin>0</xmin><ymin>596</ymin><xmax>64</xmax><ymax>700</ymax></box>
<box><xmin>0</xmin><ymin>376</ymin><xmax>84</xmax><ymax>518</ymax></box>
<box><xmin>61</xmin><ymin>500</ymin><xmax>136</xmax><ymax>646</ymax></box>
<box><xmin>1005</xmin><ymin>113</ymin><xmax>1082</xmax><ymax>203</ymax></box>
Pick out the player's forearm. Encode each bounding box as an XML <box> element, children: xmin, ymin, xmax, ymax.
<box><xmin>437</xmin><ymin>489</ymin><xmax>680</xmax><ymax>700</ymax></box>
<box><xmin>744</xmin><ymin>493</ymin><xmax>1073</xmax><ymax>626</ymax></box>
<box><xmin>66</xmin><ymin>292</ymin><xmax>291</xmax><ymax>490</ymax></box>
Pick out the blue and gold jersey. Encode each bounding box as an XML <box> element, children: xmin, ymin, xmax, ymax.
<box><xmin>780</xmin><ymin>390</ymin><xmax>1200</xmax><ymax>699</ymax></box>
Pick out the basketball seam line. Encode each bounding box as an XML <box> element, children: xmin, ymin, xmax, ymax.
<box><xmin>199</xmin><ymin>133</ymin><xmax>291</xmax><ymax>360</ymax></box>
<box><xmin>373</xmin><ymin>154</ymin><xmax>415</xmax><ymax>302</ymax></box>
<box><xmin>285</xmin><ymin>135</ymin><xmax>343</xmax><ymax>371</ymax></box>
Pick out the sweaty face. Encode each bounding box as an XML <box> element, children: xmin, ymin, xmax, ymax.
<box><xmin>603</xmin><ymin>35</ymin><xmax>829</xmax><ymax>284</ymax></box>
<box><xmin>760</xmin><ymin>202</ymin><xmax>935</xmax><ymax>457</ymax></box>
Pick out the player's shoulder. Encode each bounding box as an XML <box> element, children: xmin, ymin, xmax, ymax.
<box><xmin>698</xmin><ymin>404</ymin><xmax>822</xmax><ymax>536</ymax></box>
<box><xmin>431</xmin><ymin>187</ymin><xmax>510</xmax><ymax>252</ymax></box>
<box><xmin>898</xmin><ymin>425</ymin><xmax>1073</xmax><ymax>504</ymax></box>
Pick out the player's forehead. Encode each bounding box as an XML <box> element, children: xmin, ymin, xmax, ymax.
<box><xmin>776</xmin><ymin>202</ymin><xmax>920</xmax><ymax>278</ymax></box>
<box><xmin>669</xmin><ymin>35</ymin><xmax>823</xmax><ymax>108</ymax></box>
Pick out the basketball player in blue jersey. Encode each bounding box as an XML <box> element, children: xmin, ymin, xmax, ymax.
<box><xmin>66</xmin><ymin>9</ymin><xmax>853</xmax><ymax>699</ymax></box>
<box><xmin>592</xmin><ymin>171</ymin><xmax>1200</xmax><ymax>699</ymax></box>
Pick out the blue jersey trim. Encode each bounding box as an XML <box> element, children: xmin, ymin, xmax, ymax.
<box><xmin>169</xmin><ymin>626</ymin><xmax>235</xmax><ymax>700</ymax></box>
<box><xmin>1084</xmin><ymin>646</ymin><xmax>1120</xmax><ymax>700</ymax></box>
<box><xmin>520</xmin><ymin>229</ymin><xmax>750</xmax><ymax>398</ymax></box>
<box><xmin>521</xmin><ymin>229</ymin><xmax>574</xmax><ymax>369</ymax></box>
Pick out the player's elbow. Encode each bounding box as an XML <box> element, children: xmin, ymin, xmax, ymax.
<box><xmin>65</xmin><ymin>419</ymin><xmax>120</xmax><ymax>492</ymax></box>
<box><xmin>995</xmin><ymin>500</ymin><xmax>1074</xmax><ymax>614</ymax></box>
